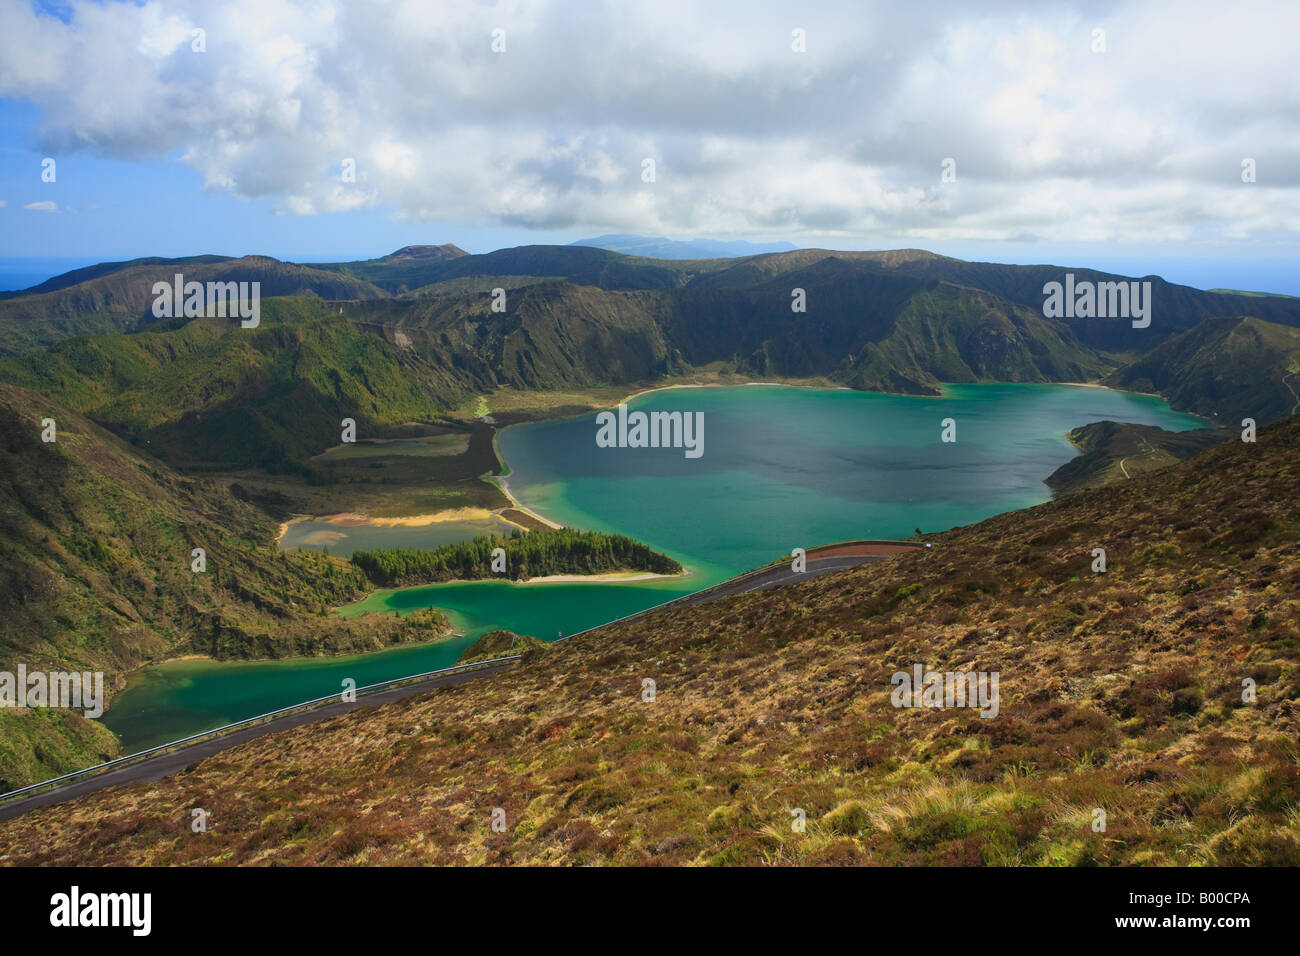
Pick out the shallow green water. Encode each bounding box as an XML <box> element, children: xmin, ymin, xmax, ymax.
<box><xmin>279</xmin><ymin>514</ymin><xmax>516</xmax><ymax>557</ymax></box>
<box><xmin>102</xmin><ymin>383</ymin><xmax>1205</xmax><ymax>750</ymax></box>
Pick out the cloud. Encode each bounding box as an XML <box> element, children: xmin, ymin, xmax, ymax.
<box><xmin>23</xmin><ymin>201</ymin><xmax>58</xmax><ymax>212</ymax></box>
<box><xmin>1</xmin><ymin>0</ymin><xmax>1297</xmax><ymax>244</ymax></box>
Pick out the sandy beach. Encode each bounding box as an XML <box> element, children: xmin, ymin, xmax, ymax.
<box><xmin>487</xmin><ymin>474</ymin><xmax>563</xmax><ymax>529</ymax></box>
<box><xmin>516</xmin><ymin>570</ymin><xmax>686</xmax><ymax>585</ymax></box>
<box><xmin>617</xmin><ymin>379</ymin><xmax>846</xmax><ymax>405</ymax></box>
<box><xmin>275</xmin><ymin>502</ymin><xmax>560</xmax><ymax>548</ymax></box>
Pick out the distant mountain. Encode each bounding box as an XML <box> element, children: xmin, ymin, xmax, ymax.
<box><xmin>727</xmin><ymin>249</ymin><xmax>1300</xmax><ymax>353</ymax></box>
<box><xmin>1207</xmin><ymin>288</ymin><xmax>1298</xmax><ymax>299</ymax></box>
<box><xmin>654</xmin><ymin>256</ymin><xmax>1109</xmax><ymax>391</ymax></box>
<box><xmin>306</xmin><ymin>244</ymin><xmax>469</xmax><ymax>294</ymax></box>
<box><xmin>0</xmin><ymin>255</ymin><xmax>387</xmax><ymax>355</ymax></box>
<box><xmin>4</xmin><ymin>244</ymin><xmax>1300</xmax><ymax>447</ymax></box>
<box><xmin>383</xmin><ymin>244</ymin><xmax>468</xmax><ymax>261</ymax></box>
<box><xmin>0</xmin><ymin>254</ymin><xmax>234</xmax><ymax>299</ymax></box>
<box><xmin>571</xmin><ymin>234</ymin><xmax>798</xmax><ymax>259</ymax></box>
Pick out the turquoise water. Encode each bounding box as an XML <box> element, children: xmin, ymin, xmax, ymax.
<box><xmin>101</xmin><ymin>383</ymin><xmax>1205</xmax><ymax>750</ymax></box>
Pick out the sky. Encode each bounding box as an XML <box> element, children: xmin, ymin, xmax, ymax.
<box><xmin>0</xmin><ymin>0</ymin><xmax>1297</xmax><ymax>292</ymax></box>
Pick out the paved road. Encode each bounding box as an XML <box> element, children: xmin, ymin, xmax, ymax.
<box><xmin>675</xmin><ymin>542</ymin><xmax>925</xmax><ymax>604</ymax></box>
<box><xmin>682</xmin><ymin>555</ymin><xmax>887</xmax><ymax>601</ymax></box>
<box><xmin>0</xmin><ymin>540</ymin><xmax>922</xmax><ymax>823</ymax></box>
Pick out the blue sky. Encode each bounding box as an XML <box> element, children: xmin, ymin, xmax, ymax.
<box><xmin>1</xmin><ymin>0</ymin><xmax>1297</xmax><ymax>294</ymax></box>
<box><xmin>0</xmin><ymin>100</ymin><xmax>573</xmax><ymax>262</ymax></box>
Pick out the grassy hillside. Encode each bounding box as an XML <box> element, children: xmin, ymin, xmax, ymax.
<box><xmin>456</xmin><ymin>629</ymin><xmax>551</xmax><ymax>664</ymax></box>
<box><xmin>1044</xmin><ymin>421</ymin><xmax>1232</xmax><ymax>494</ymax></box>
<box><xmin>4</xmin><ymin>414</ymin><xmax>1296</xmax><ymax>864</ymax></box>
<box><xmin>1104</xmin><ymin>316</ymin><xmax>1300</xmax><ymax>425</ymax></box>
<box><xmin>0</xmin><ymin>299</ymin><xmax>469</xmax><ymax>470</ymax></box>
<box><xmin>0</xmin><ymin>383</ymin><xmax>451</xmax><ymax>789</ymax></box>
<box><xmin>0</xmin><ymin>256</ymin><xmax>388</xmax><ymax>356</ymax></box>
<box><xmin>811</xmin><ymin>251</ymin><xmax>1300</xmax><ymax>351</ymax></box>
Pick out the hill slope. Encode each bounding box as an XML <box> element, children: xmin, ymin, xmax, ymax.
<box><xmin>0</xmin><ymin>299</ymin><xmax>469</xmax><ymax>470</ymax></box>
<box><xmin>4</xmin><ymin>414</ymin><xmax>1295</xmax><ymax>864</ymax></box>
<box><xmin>1044</xmin><ymin>420</ymin><xmax>1232</xmax><ymax>494</ymax></box>
<box><xmin>0</xmin><ymin>383</ymin><xmax>450</xmax><ymax>789</ymax></box>
<box><xmin>1104</xmin><ymin>316</ymin><xmax>1300</xmax><ymax>425</ymax></box>
<box><xmin>0</xmin><ymin>256</ymin><xmax>388</xmax><ymax>356</ymax></box>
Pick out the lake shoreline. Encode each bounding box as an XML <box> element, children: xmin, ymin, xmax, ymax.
<box><xmin>277</xmin><ymin>378</ymin><xmax>1202</xmax><ymax>550</ymax></box>
<box><xmin>104</xmin><ymin>381</ymin><xmax>1206</xmax><ymax>751</ymax></box>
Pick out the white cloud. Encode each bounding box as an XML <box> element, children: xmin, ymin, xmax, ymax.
<box><xmin>0</xmin><ymin>0</ymin><xmax>1297</xmax><ymax>244</ymax></box>
<box><xmin>23</xmin><ymin>201</ymin><xmax>58</xmax><ymax>212</ymax></box>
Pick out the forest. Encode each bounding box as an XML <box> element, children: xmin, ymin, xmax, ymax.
<box><xmin>350</xmin><ymin>527</ymin><xmax>682</xmax><ymax>586</ymax></box>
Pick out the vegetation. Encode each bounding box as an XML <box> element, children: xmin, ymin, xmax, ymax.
<box><xmin>351</xmin><ymin>528</ymin><xmax>682</xmax><ymax>586</ymax></box>
<box><xmin>1045</xmin><ymin>420</ymin><xmax>1231</xmax><ymax>494</ymax></box>
<box><xmin>1104</xmin><ymin>316</ymin><xmax>1300</xmax><ymax>425</ymax></box>
<box><xmin>1</xmin><ymin>243</ymin><xmax>1298</xmax><ymax>826</ymax></box>
<box><xmin>0</xmin><ymin>300</ymin><xmax>471</xmax><ymax>470</ymax></box>
<box><xmin>0</xmin><ymin>383</ymin><xmax>452</xmax><ymax>789</ymax></box>
<box><xmin>457</xmin><ymin>630</ymin><xmax>551</xmax><ymax>665</ymax></box>
<box><xmin>3</xmin><ymin>413</ymin><xmax>1296</xmax><ymax>865</ymax></box>
<box><xmin>0</xmin><ymin>255</ymin><xmax>387</xmax><ymax>355</ymax></box>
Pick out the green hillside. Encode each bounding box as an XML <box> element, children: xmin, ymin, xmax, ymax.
<box><xmin>1104</xmin><ymin>316</ymin><xmax>1300</xmax><ymax>425</ymax></box>
<box><xmin>0</xmin><ymin>383</ymin><xmax>451</xmax><ymax>789</ymax></box>
<box><xmin>1044</xmin><ymin>420</ymin><xmax>1232</xmax><ymax>494</ymax></box>
<box><xmin>0</xmin><ymin>256</ymin><xmax>388</xmax><ymax>356</ymax></box>
<box><xmin>0</xmin><ymin>299</ymin><xmax>469</xmax><ymax>470</ymax></box>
